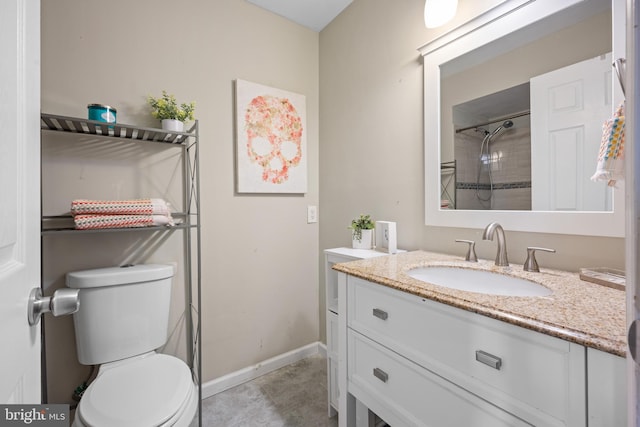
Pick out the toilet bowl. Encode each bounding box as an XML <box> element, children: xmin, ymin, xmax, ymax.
<box><xmin>72</xmin><ymin>353</ymin><xmax>197</xmax><ymax>427</ymax></box>
<box><xmin>66</xmin><ymin>265</ymin><xmax>198</xmax><ymax>427</ymax></box>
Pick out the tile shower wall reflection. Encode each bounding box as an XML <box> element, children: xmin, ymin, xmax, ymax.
<box><xmin>453</xmin><ymin>117</ymin><xmax>531</xmax><ymax>210</ymax></box>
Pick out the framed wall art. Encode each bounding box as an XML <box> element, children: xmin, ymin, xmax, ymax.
<box><xmin>235</xmin><ymin>79</ymin><xmax>308</xmax><ymax>193</ymax></box>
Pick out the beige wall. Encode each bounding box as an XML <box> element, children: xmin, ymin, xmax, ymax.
<box><xmin>41</xmin><ymin>0</ymin><xmax>319</xmax><ymax>403</ymax></box>
<box><xmin>319</xmin><ymin>0</ymin><xmax>624</xmax><ymax>341</ymax></box>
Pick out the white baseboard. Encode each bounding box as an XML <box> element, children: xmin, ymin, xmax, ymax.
<box><xmin>201</xmin><ymin>341</ymin><xmax>326</xmax><ymax>399</ymax></box>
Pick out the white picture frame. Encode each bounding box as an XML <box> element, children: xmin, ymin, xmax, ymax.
<box><xmin>235</xmin><ymin>79</ymin><xmax>308</xmax><ymax>193</ymax></box>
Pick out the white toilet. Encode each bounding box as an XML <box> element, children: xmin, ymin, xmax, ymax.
<box><xmin>66</xmin><ymin>264</ymin><xmax>198</xmax><ymax>427</ymax></box>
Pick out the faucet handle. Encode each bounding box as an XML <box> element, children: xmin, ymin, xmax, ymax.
<box><xmin>524</xmin><ymin>247</ymin><xmax>556</xmax><ymax>272</ymax></box>
<box><xmin>455</xmin><ymin>239</ymin><xmax>478</xmax><ymax>262</ymax></box>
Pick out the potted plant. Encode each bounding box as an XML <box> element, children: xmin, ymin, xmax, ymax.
<box><xmin>349</xmin><ymin>214</ymin><xmax>375</xmax><ymax>249</ymax></box>
<box><xmin>147</xmin><ymin>91</ymin><xmax>195</xmax><ymax>132</ymax></box>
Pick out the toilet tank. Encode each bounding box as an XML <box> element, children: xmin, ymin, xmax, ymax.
<box><xmin>66</xmin><ymin>264</ymin><xmax>174</xmax><ymax>365</ymax></box>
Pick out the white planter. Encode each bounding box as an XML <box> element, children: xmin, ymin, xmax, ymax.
<box><xmin>161</xmin><ymin>119</ymin><xmax>184</xmax><ymax>132</ymax></box>
<box><xmin>352</xmin><ymin>229</ymin><xmax>373</xmax><ymax>249</ymax></box>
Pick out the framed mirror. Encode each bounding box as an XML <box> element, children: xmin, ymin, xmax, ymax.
<box><xmin>419</xmin><ymin>0</ymin><xmax>625</xmax><ymax>237</ymax></box>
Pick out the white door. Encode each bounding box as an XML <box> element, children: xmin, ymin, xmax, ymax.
<box><xmin>0</xmin><ymin>0</ymin><xmax>42</xmax><ymax>403</ymax></box>
<box><xmin>629</xmin><ymin>2</ymin><xmax>640</xmax><ymax>425</ymax></box>
<box><xmin>530</xmin><ymin>53</ymin><xmax>613</xmax><ymax>211</ymax></box>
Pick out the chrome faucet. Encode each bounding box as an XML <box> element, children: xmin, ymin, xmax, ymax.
<box><xmin>482</xmin><ymin>222</ymin><xmax>509</xmax><ymax>266</ymax></box>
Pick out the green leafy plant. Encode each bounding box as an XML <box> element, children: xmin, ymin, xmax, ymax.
<box><xmin>147</xmin><ymin>91</ymin><xmax>195</xmax><ymax>122</ymax></box>
<box><xmin>349</xmin><ymin>214</ymin><xmax>375</xmax><ymax>242</ymax></box>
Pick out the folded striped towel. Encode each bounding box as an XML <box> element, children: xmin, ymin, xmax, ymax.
<box><xmin>71</xmin><ymin>198</ymin><xmax>172</xmax><ymax>216</ymax></box>
<box><xmin>74</xmin><ymin>214</ymin><xmax>174</xmax><ymax>230</ymax></box>
<box><xmin>591</xmin><ymin>102</ymin><xmax>625</xmax><ymax>187</ymax></box>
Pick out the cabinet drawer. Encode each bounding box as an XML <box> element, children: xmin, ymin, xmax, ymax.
<box><xmin>348</xmin><ymin>330</ymin><xmax>530</xmax><ymax>427</ymax></box>
<box><xmin>348</xmin><ymin>276</ymin><xmax>585</xmax><ymax>426</ymax></box>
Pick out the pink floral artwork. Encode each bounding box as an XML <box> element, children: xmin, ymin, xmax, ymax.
<box><xmin>236</xmin><ymin>80</ymin><xmax>307</xmax><ymax>193</ymax></box>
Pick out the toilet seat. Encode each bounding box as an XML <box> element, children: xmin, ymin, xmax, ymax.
<box><xmin>74</xmin><ymin>352</ymin><xmax>197</xmax><ymax>427</ymax></box>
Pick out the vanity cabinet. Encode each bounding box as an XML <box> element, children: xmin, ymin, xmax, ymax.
<box><xmin>344</xmin><ymin>275</ymin><xmax>586</xmax><ymax>427</ymax></box>
<box><xmin>339</xmin><ymin>273</ymin><xmax>627</xmax><ymax>427</ymax></box>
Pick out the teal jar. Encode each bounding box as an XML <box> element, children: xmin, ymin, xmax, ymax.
<box><xmin>87</xmin><ymin>104</ymin><xmax>117</xmax><ymax>123</ymax></box>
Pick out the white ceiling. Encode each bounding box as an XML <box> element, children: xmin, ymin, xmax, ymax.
<box><xmin>246</xmin><ymin>0</ymin><xmax>353</xmax><ymax>32</ymax></box>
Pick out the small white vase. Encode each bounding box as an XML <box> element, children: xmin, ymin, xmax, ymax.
<box><xmin>161</xmin><ymin>119</ymin><xmax>184</xmax><ymax>132</ymax></box>
<box><xmin>352</xmin><ymin>229</ymin><xmax>373</xmax><ymax>249</ymax></box>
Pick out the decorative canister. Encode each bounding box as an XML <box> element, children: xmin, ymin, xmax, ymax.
<box><xmin>87</xmin><ymin>104</ymin><xmax>117</xmax><ymax>124</ymax></box>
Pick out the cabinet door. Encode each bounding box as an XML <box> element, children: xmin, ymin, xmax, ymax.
<box><xmin>587</xmin><ymin>348</ymin><xmax>626</xmax><ymax>426</ymax></box>
<box><xmin>327</xmin><ymin>311</ymin><xmax>340</xmax><ymax>416</ymax></box>
<box><xmin>327</xmin><ymin>311</ymin><xmax>339</xmax><ymax>359</ymax></box>
<box><xmin>329</xmin><ymin>357</ymin><xmax>339</xmax><ymax>413</ymax></box>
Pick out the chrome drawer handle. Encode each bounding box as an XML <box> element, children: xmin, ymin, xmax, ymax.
<box><xmin>372</xmin><ymin>308</ymin><xmax>388</xmax><ymax>320</ymax></box>
<box><xmin>475</xmin><ymin>350</ymin><xmax>502</xmax><ymax>370</ymax></box>
<box><xmin>373</xmin><ymin>367</ymin><xmax>388</xmax><ymax>383</ymax></box>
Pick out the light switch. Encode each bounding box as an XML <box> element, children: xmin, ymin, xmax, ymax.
<box><xmin>307</xmin><ymin>205</ymin><xmax>318</xmax><ymax>223</ymax></box>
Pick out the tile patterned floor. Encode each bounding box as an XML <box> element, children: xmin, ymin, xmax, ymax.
<box><xmin>193</xmin><ymin>354</ymin><xmax>339</xmax><ymax>427</ymax></box>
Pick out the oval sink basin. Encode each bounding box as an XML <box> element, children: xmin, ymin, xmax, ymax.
<box><xmin>407</xmin><ymin>267</ymin><xmax>552</xmax><ymax>297</ymax></box>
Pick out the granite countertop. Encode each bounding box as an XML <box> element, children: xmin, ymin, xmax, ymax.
<box><xmin>332</xmin><ymin>250</ymin><xmax>627</xmax><ymax>357</ymax></box>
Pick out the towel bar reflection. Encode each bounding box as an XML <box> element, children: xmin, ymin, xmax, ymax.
<box><xmin>613</xmin><ymin>58</ymin><xmax>626</xmax><ymax>97</ymax></box>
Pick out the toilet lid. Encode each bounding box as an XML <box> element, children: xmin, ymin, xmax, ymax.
<box><xmin>77</xmin><ymin>353</ymin><xmax>193</xmax><ymax>427</ymax></box>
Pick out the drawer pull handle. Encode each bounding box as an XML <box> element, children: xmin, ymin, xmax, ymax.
<box><xmin>373</xmin><ymin>367</ymin><xmax>389</xmax><ymax>383</ymax></box>
<box><xmin>372</xmin><ymin>308</ymin><xmax>388</xmax><ymax>320</ymax></box>
<box><xmin>476</xmin><ymin>350</ymin><xmax>502</xmax><ymax>370</ymax></box>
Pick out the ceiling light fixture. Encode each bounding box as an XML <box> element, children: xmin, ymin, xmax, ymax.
<box><xmin>424</xmin><ymin>0</ymin><xmax>458</xmax><ymax>28</ymax></box>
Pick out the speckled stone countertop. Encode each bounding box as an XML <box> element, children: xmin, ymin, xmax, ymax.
<box><xmin>332</xmin><ymin>250</ymin><xmax>627</xmax><ymax>357</ymax></box>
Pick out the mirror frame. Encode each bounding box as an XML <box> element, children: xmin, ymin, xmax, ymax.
<box><xmin>418</xmin><ymin>0</ymin><xmax>625</xmax><ymax>237</ymax></box>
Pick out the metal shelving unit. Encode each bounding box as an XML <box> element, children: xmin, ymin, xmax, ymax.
<box><xmin>40</xmin><ymin>113</ymin><xmax>202</xmax><ymax>426</ymax></box>
<box><xmin>41</xmin><ymin>113</ymin><xmax>193</xmax><ymax>144</ymax></box>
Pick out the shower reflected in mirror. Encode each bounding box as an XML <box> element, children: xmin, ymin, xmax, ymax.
<box><xmin>475</xmin><ymin>120</ymin><xmax>514</xmax><ymax>205</ymax></box>
<box><xmin>449</xmin><ymin>85</ymin><xmax>532</xmax><ymax>210</ymax></box>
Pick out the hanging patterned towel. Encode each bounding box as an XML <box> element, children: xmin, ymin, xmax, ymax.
<box><xmin>71</xmin><ymin>198</ymin><xmax>172</xmax><ymax>216</ymax></box>
<box><xmin>591</xmin><ymin>102</ymin><xmax>625</xmax><ymax>187</ymax></box>
<box><xmin>73</xmin><ymin>214</ymin><xmax>175</xmax><ymax>230</ymax></box>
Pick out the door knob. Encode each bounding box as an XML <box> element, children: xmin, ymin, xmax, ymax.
<box><xmin>629</xmin><ymin>319</ymin><xmax>640</xmax><ymax>364</ymax></box>
<box><xmin>28</xmin><ymin>287</ymin><xmax>80</xmax><ymax>326</ymax></box>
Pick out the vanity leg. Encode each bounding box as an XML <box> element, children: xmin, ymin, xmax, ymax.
<box><xmin>338</xmin><ymin>272</ymin><xmax>372</xmax><ymax>427</ymax></box>
<box><xmin>355</xmin><ymin>399</ymin><xmax>373</xmax><ymax>427</ymax></box>
<box><xmin>338</xmin><ymin>272</ymin><xmax>354</xmax><ymax>427</ymax></box>
<box><xmin>337</xmin><ymin>393</ymin><xmax>356</xmax><ymax>427</ymax></box>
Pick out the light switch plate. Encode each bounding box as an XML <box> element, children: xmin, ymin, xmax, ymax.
<box><xmin>307</xmin><ymin>205</ymin><xmax>318</xmax><ymax>223</ymax></box>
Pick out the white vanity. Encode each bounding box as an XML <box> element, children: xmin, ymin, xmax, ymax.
<box><xmin>334</xmin><ymin>251</ymin><xmax>626</xmax><ymax>427</ymax></box>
